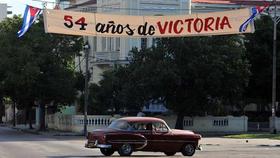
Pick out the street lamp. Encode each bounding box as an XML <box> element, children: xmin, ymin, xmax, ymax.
<box><xmin>271</xmin><ymin>0</ymin><xmax>279</xmax><ymax>134</ymax></box>
<box><xmin>83</xmin><ymin>40</ymin><xmax>90</xmax><ymax>136</ymax></box>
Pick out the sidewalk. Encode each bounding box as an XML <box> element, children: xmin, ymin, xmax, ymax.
<box><xmin>8</xmin><ymin>124</ymin><xmax>84</xmax><ymax>137</ymax></box>
<box><xmin>201</xmin><ymin>137</ymin><xmax>280</xmax><ymax>147</ymax></box>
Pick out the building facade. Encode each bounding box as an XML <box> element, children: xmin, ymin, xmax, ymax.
<box><xmin>0</xmin><ymin>3</ymin><xmax>8</xmax><ymax>22</ymax></box>
<box><xmin>58</xmin><ymin>0</ymin><xmax>191</xmax><ymax>83</ymax></box>
<box><xmin>54</xmin><ymin>0</ymin><xmax>280</xmax><ymax>84</ymax></box>
<box><xmin>192</xmin><ymin>0</ymin><xmax>280</xmax><ymax>13</ymax></box>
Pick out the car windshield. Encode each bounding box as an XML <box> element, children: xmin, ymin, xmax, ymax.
<box><xmin>108</xmin><ymin>120</ymin><xmax>133</xmax><ymax>130</ymax></box>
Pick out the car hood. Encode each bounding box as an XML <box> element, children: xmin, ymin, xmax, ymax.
<box><xmin>171</xmin><ymin>129</ymin><xmax>201</xmax><ymax>138</ymax></box>
<box><xmin>91</xmin><ymin>128</ymin><xmax>122</xmax><ymax>135</ymax></box>
<box><xmin>171</xmin><ymin>129</ymin><xmax>194</xmax><ymax>134</ymax></box>
<box><xmin>93</xmin><ymin>128</ymin><xmax>118</xmax><ymax>133</ymax></box>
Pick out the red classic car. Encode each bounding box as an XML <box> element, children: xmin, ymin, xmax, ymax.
<box><xmin>85</xmin><ymin>117</ymin><xmax>201</xmax><ymax>156</ymax></box>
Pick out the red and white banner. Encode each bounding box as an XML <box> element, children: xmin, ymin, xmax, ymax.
<box><xmin>43</xmin><ymin>8</ymin><xmax>254</xmax><ymax>37</ymax></box>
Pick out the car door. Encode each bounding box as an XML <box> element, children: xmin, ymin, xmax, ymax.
<box><xmin>151</xmin><ymin>122</ymin><xmax>178</xmax><ymax>152</ymax></box>
<box><xmin>134</xmin><ymin>122</ymin><xmax>153</xmax><ymax>151</ymax></box>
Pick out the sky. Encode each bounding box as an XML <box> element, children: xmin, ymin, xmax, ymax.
<box><xmin>0</xmin><ymin>0</ymin><xmax>55</xmax><ymax>16</ymax></box>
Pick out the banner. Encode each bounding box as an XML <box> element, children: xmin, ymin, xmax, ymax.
<box><xmin>43</xmin><ymin>8</ymin><xmax>254</xmax><ymax>37</ymax></box>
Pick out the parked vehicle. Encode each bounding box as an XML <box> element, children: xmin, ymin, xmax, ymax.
<box><xmin>85</xmin><ymin>117</ymin><xmax>201</xmax><ymax>156</ymax></box>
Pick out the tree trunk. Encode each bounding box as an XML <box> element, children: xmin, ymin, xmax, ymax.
<box><xmin>28</xmin><ymin>106</ymin><xmax>33</xmax><ymax>129</ymax></box>
<box><xmin>175</xmin><ymin>112</ymin><xmax>184</xmax><ymax>129</ymax></box>
<box><xmin>13</xmin><ymin>102</ymin><xmax>16</xmax><ymax>127</ymax></box>
<box><xmin>39</xmin><ymin>104</ymin><xmax>46</xmax><ymax>131</ymax></box>
<box><xmin>0</xmin><ymin>95</ymin><xmax>3</xmax><ymax>123</ymax></box>
<box><xmin>24</xmin><ymin>107</ymin><xmax>27</xmax><ymax>126</ymax></box>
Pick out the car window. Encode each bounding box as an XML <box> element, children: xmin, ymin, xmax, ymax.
<box><xmin>129</xmin><ymin>122</ymin><xmax>144</xmax><ymax>131</ymax></box>
<box><xmin>108</xmin><ymin>120</ymin><xmax>131</xmax><ymax>130</ymax></box>
<box><xmin>152</xmin><ymin>122</ymin><xmax>169</xmax><ymax>133</ymax></box>
<box><xmin>129</xmin><ymin>122</ymin><xmax>153</xmax><ymax>132</ymax></box>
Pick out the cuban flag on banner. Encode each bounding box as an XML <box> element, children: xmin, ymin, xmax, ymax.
<box><xmin>17</xmin><ymin>5</ymin><xmax>42</xmax><ymax>38</ymax></box>
<box><xmin>239</xmin><ymin>4</ymin><xmax>269</xmax><ymax>32</ymax></box>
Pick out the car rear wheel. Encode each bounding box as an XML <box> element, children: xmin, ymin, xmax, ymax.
<box><xmin>181</xmin><ymin>144</ymin><xmax>195</xmax><ymax>156</ymax></box>
<box><xmin>118</xmin><ymin>144</ymin><xmax>133</xmax><ymax>156</ymax></box>
<box><xmin>100</xmin><ymin>148</ymin><xmax>114</xmax><ymax>156</ymax></box>
<box><xmin>164</xmin><ymin>152</ymin><xmax>176</xmax><ymax>156</ymax></box>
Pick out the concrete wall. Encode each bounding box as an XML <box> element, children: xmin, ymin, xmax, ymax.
<box><xmin>3</xmin><ymin>105</ymin><xmax>18</xmax><ymax>123</ymax></box>
<box><xmin>183</xmin><ymin>116</ymin><xmax>248</xmax><ymax>133</ymax></box>
<box><xmin>269</xmin><ymin>117</ymin><xmax>280</xmax><ymax>132</ymax></box>
<box><xmin>47</xmin><ymin>114</ymin><xmax>111</xmax><ymax>133</ymax></box>
<box><xmin>47</xmin><ymin>114</ymin><xmax>248</xmax><ymax>133</ymax></box>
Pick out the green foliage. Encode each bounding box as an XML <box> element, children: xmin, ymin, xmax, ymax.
<box><xmin>0</xmin><ymin>15</ymin><xmax>83</xmax><ymax>112</ymax></box>
<box><xmin>86</xmin><ymin>67</ymin><xmax>134</xmax><ymax>114</ymax></box>
<box><xmin>129</xmin><ymin>36</ymin><xmax>250</xmax><ymax>116</ymax></box>
<box><xmin>244</xmin><ymin>15</ymin><xmax>280</xmax><ymax>106</ymax></box>
<box><xmin>92</xmin><ymin>35</ymin><xmax>250</xmax><ymax>119</ymax></box>
<box><xmin>224</xmin><ymin>133</ymin><xmax>280</xmax><ymax>140</ymax></box>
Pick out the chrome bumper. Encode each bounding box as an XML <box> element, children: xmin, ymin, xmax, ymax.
<box><xmin>85</xmin><ymin>140</ymin><xmax>112</xmax><ymax>149</ymax></box>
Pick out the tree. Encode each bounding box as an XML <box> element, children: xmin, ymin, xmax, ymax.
<box><xmin>0</xmin><ymin>16</ymin><xmax>39</xmax><ymax>127</ymax></box>
<box><xmin>86</xmin><ymin>67</ymin><xmax>134</xmax><ymax>115</ymax></box>
<box><xmin>159</xmin><ymin>36</ymin><xmax>250</xmax><ymax>128</ymax></box>
<box><xmin>91</xmin><ymin>35</ymin><xmax>250</xmax><ymax>129</ymax></box>
<box><xmin>0</xmin><ymin>15</ymin><xmax>83</xmax><ymax>129</ymax></box>
<box><xmin>244</xmin><ymin>15</ymin><xmax>280</xmax><ymax>114</ymax></box>
<box><xmin>105</xmin><ymin>36</ymin><xmax>250</xmax><ymax>129</ymax></box>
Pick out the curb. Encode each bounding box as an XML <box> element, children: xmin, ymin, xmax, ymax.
<box><xmin>10</xmin><ymin>126</ymin><xmax>83</xmax><ymax>136</ymax></box>
<box><xmin>11</xmin><ymin>127</ymin><xmax>41</xmax><ymax>135</ymax></box>
<box><xmin>7</xmin><ymin>126</ymin><xmax>86</xmax><ymax>137</ymax></box>
<box><xmin>53</xmin><ymin>133</ymin><xmax>84</xmax><ymax>136</ymax></box>
<box><xmin>0</xmin><ymin>124</ymin><xmax>7</xmax><ymax>127</ymax></box>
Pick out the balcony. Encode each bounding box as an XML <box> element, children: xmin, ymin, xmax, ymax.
<box><xmin>94</xmin><ymin>51</ymin><xmax>130</xmax><ymax>65</ymax></box>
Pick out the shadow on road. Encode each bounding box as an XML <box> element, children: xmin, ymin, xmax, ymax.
<box><xmin>0</xmin><ymin>127</ymin><xmax>85</xmax><ymax>142</ymax></box>
<box><xmin>48</xmin><ymin>155</ymin><xmax>164</xmax><ymax>158</ymax></box>
<box><xmin>257</xmin><ymin>144</ymin><xmax>280</xmax><ymax>148</ymax></box>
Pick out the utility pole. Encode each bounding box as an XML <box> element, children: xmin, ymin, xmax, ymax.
<box><xmin>83</xmin><ymin>39</ymin><xmax>90</xmax><ymax>136</ymax></box>
<box><xmin>272</xmin><ymin>0</ymin><xmax>279</xmax><ymax>134</ymax></box>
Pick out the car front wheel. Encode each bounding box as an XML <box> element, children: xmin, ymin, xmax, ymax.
<box><xmin>100</xmin><ymin>148</ymin><xmax>114</xmax><ymax>156</ymax></box>
<box><xmin>181</xmin><ymin>144</ymin><xmax>195</xmax><ymax>156</ymax></box>
<box><xmin>164</xmin><ymin>152</ymin><xmax>176</xmax><ymax>156</ymax></box>
<box><xmin>118</xmin><ymin>144</ymin><xmax>133</xmax><ymax>156</ymax></box>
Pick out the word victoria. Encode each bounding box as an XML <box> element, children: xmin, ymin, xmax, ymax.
<box><xmin>157</xmin><ymin>16</ymin><xmax>232</xmax><ymax>34</ymax></box>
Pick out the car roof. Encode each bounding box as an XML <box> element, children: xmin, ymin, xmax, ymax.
<box><xmin>118</xmin><ymin>117</ymin><xmax>165</xmax><ymax>123</ymax></box>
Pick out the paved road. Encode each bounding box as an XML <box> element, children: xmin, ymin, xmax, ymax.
<box><xmin>0</xmin><ymin>126</ymin><xmax>280</xmax><ymax>158</ymax></box>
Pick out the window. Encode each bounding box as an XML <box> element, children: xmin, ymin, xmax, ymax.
<box><xmin>152</xmin><ymin>38</ymin><xmax>157</xmax><ymax>47</ymax></box>
<box><xmin>116</xmin><ymin>37</ymin><xmax>120</xmax><ymax>51</ymax></box>
<box><xmin>141</xmin><ymin>38</ymin><xmax>147</xmax><ymax>49</ymax></box>
<box><xmin>130</xmin><ymin>122</ymin><xmax>147</xmax><ymax>131</ymax></box>
<box><xmin>107</xmin><ymin>37</ymin><xmax>112</xmax><ymax>51</ymax></box>
<box><xmin>152</xmin><ymin>122</ymin><xmax>169</xmax><ymax>133</ymax></box>
<box><xmin>108</xmin><ymin>120</ymin><xmax>131</xmax><ymax>130</ymax></box>
<box><xmin>92</xmin><ymin>37</ymin><xmax>97</xmax><ymax>51</ymax></box>
<box><xmin>102</xmin><ymin>37</ymin><xmax>106</xmax><ymax>51</ymax></box>
<box><xmin>111</xmin><ymin>38</ymin><xmax>115</xmax><ymax>51</ymax></box>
